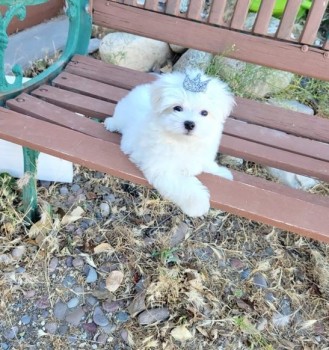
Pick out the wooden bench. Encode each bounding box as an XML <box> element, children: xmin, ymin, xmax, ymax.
<box><xmin>1</xmin><ymin>0</ymin><xmax>329</xmax><ymax>242</ymax></box>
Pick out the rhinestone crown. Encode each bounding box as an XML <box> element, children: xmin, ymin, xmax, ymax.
<box><xmin>183</xmin><ymin>73</ymin><xmax>211</xmax><ymax>93</ymax></box>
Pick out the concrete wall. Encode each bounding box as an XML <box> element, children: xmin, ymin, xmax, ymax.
<box><xmin>1</xmin><ymin>0</ymin><xmax>65</xmax><ymax>35</ymax></box>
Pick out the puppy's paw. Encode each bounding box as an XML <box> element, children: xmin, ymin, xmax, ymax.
<box><xmin>104</xmin><ymin>117</ymin><xmax>116</xmax><ymax>132</ymax></box>
<box><xmin>180</xmin><ymin>189</ymin><xmax>210</xmax><ymax>217</ymax></box>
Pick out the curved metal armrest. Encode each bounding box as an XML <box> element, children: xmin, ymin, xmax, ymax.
<box><xmin>0</xmin><ymin>0</ymin><xmax>92</xmax><ymax>103</ymax></box>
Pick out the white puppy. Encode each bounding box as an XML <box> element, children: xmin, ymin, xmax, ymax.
<box><xmin>104</xmin><ymin>70</ymin><xmax>235</xmax><ymax>217</ymax></box>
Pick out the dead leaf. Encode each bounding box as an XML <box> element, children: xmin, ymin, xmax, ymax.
<box><xmin>28</xmin><ymin>212</ymin><xmax>52</xmax><ymax>239</ymax></box>
<box><xmin>196</xmin><ymin>326</ymin><xmax>209</xmax><ymax>338</ymax></box>
<box><xmin>106</xmin><ymin>270</ymin><xmax>124</xmax><ymax>292</ymax></box>
<box><xmin>127</xmin><ymin>291</ymin><xmax>146</xmax><ymax>317</ymax></box>
<box><xmin>93</xmin><ymin>243</ymin><xmax>115</xmax><ymax>255</ymax></box>
<box><xmin>61</xmin><ymin>206</ymin><xmax>84</xmax><ymax>225</ymax></box>
<box><xmin>171</xmin><ymin>325</ymin><xmax>193</xmax><ymax>342</ymax></box>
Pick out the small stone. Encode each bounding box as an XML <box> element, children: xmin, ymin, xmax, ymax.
<box><xmin>82</xmin><ymin>322</ymin><xmax>98</xmax><ymax>334</ymax></box>
<box><xmin>60</xmin><ymin>186</ymin><xmax>69</xmax><ymax>196</ymax></box>
<box><xmin>4</xmin><ymin>326</ymin><xmax>18</xmax><ymax>340</ymax></box>
<box><xmin>57</xmin><ymin>324</ymin><xmax>69</xmax><ymax>335</ymax></box>
<box><xmin>48</xmin><ymin>257</ymin><xmax>59</xmax><ymax>273</ymax></box>
<box><xmin>67</xmin><ymin>297</ymin><xmax>80</xmax><ymax>309</ymax></box>
<box><xmin>240</xmin><ymin>268</ymin><xmax>251</xmax><ymax>280</ymax></box>
<box><xmin>102</xmin><ymin>300</ymin><xmax>120</xmax><ymax>313</ymax></box>
<box><xmin>45</xmin><ymin>322</ymin><xmax>57</xmax><ymax>334</ymax></box>
<box><xmin>265</xmin><ymin>292</ymin><xmax>276</xmax><ymax>302</ymax></box>
<box><xmin>72</xmin><ymin>257</ymin><xmax>84</xmax><ymax>270</ymax></box>
<box><xmin>62</xmin><ymin>275</ymin><xmax>76</xmax><ymax>288</ymax></box>
<box><xmin>85</xmin><ymin>266</ymin><xmax>98</xmax><ymax>283</ymax></box>
<box><xmin>97</xmin><ymin>333</ymin><xmax>108</xmax><ymax>345</ymax></box>
<box><xmin>54</xmin><ymin>301</ymin><xmax>68</xmax><ymax>320</ymax></box>
<box><xmin>253</xmin><ymin>273</ymin><xmax>268</xmax><ymax>289</ymax></box>
<box><xmin>1</xmin><ymin>343</ymin><xmax>9</xmax><ymax>350</ymax></box>
<box><xmin>11</xmin><ymin>245</ymin><xmax>26</xmax><ymax>260</ymax></box>
<box><xmin>93</xmin><ymin>306</ymin><xmax>109</xmax><ymax>327</ymax></box>
<box><xmin>71</xmin><ymin>184</ymin><xmax>81</xmax><ymax>193</ymax></box>
<box><xmin>230</xmin><ymin>258</ymin><xmax>245</xmax><ymax>270</ymax></box>
<box><xmin>86</xmin><ymin>296</ymin><xmax>99</xmax><ymax>306</ymax></box>
<box><xmin>279</xmin><ymin>298</ymin><xmax>292</xmax><ymax>316</ymax></box>
<box><xmin>66</xmin><ymin>256</ymin><xmax>73</xmax><ymax>267</ymax></box>
<box><xmin>137</xmin><ymin>308</ymin><xmax>170</xmax><ymax>325</ymax></box>
<box><xmin>100</xmin><ymin>202</ymin><xmax>110</xmax><ymax>217</ymax></box>
<box><xmin>35</xmin><ymin>295</ymin><xmax>51</xmax><ymax>309</ymax></box>
<box><xmin>127</xmin><ymin>291</ymin><xmax>146</xmax><ymax>317</ymax></box>
<box><xmin>115</xmin><ymin>311</ymin><xmax>130</xmax><ymax>323</ymax></box>
<box><xmin>16</xmin><ymin>266</ymin><xmax>26</xmax><ymax>273</ymax></box>
<box><xmin>24</xmin><ymin>290</ymin><xmax>36</xmax><ymax>299</ymax></box>
<box><xmin>21</xmin><ymin>315</ymin><xmax>31</xmax><ymax>325</ymax></box>
<box><xmin>101</xmin><ymin>323</ymin><xmax>117</xmax><ymax>334</ymax></box>
<box><xmin>170</xmin><ymin>222</ymin><xmax>189</xmax><ymax>247</ymax></box>
<box><xmin>65</xmin><ymin>307</ymin><xmax>85</xmax><ymax>326</ymax></box>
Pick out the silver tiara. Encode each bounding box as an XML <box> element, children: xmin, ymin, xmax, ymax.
<box><xmin>183</xmin><ymin>73</ymin><xmax>211</xmax><ymax>93</ymax></box>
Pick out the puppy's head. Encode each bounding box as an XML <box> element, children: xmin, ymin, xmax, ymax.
<box><xmin>150</xmin><ymin>70</ymin><xmax>235</xmax><ymax>139</ymax></box>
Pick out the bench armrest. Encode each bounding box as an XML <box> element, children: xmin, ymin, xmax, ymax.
<box><xmin>0</xmin><ymin>0</ymin><xmax>92</xmax><ymax>103</ymax></box>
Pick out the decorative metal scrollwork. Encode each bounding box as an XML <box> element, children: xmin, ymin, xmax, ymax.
<box><xmin>0</xmin><ymin>0</ymin><xmax>48</xmax><ymax>92</ymax></box>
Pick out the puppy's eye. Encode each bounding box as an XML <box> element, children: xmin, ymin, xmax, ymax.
<box><xmin>173</xmin><ymin>106</ymin><xmax>183</xmax><ymax>112</ymax></box>
<box><xmin>200</xmin><ymin>110</ymin><xmax>208</xmax><ymax>116</ymax></box>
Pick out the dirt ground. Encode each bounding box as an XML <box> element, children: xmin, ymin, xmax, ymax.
<box><xmin>1</xmin><ymin>164</ymin><xmax>329</xmax><ymax>350</ymax></box>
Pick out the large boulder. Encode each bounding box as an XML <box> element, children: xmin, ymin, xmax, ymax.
<box><xmin>173</xmin><ymin>49</ymin><xmax>213</xmax><ymax>73</ymax></box>
<box><xmin>99</xmin><ymin>32</ymin><xmax>171</xmax><ymax>72</ymax></box>
<box><xmin>212</xmin><ymin>56</ymin><xmax>294</xmax><ymax>98</ymax></box>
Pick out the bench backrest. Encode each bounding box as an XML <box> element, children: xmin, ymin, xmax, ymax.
<box><xmin>93</xmin><ymin>0</ymin><xmax>329</xmax><ymax>81</ymax></box>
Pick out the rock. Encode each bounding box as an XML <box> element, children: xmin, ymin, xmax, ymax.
<box><xmin>101</xmin><ymin>323</ymin><xmax>117</xmax><ymax>334</ymax></box>
<box><xmin>100</xmin><ymin>32</ymin><xmax>171</xmax><ymax>72</ymax></box>
<box><xmin>171</xmin><ymin>325</ymin><xmax>193</xmax><ymax>343</ymax></box>
<box><xmin>35</xmin><ymin>295</ymin><xmax>51</xmax><ymax>309</ymax></box>
<box><xmin>93</xmin><ymin>306</ymin><xmax>109</xmax><ymax>327</ymax></box>
<box><xmin>71</xmin><ymin>184</ymin><xmax>81</xmax><ymax>193</ymax></box>
<box><xmin>54</xmin><ymin>301</ymin><xmax>68</xmax><ymax>320</ymax></box>
<box><xmin>267</xmin><ymin>98</ymin><xmax>314</xmax><ymax>115</ymax></box>
<box><xmin>45</xmin><ymin>322</ymin><xmax>57</xmax><ymax>334</ymax></box>
<box><xmin>48</xmin><ymin>257</ymin><xmax>59</xmax><ymax>273</ymax></box>
<box><xmin>72</xmin><ymin>257</ymin><xmax>84</xmax><ymax>270</ymax></box>
<box><xmin>82</xmin><ymin>322</ymin><xmax>98</xmax><ymax>334</ymax></box>
<box><xmin>21</xmin><ymin>315</ymin><xmax>31</xmax><ymax>325</ymax></box>
<box><xmin>170</xmin><ymin>222</ymin><xmax>189</xmax><ymax>247</ymax></box>
<box><xmin>137</xmin><ymin>307</ymin><xmax>170</xmax><ymax>325</ymax></box>
<box><xmin>86</xmin><ymin>296</ymin><xmax>99</xmax><ymax>306</ymax></box>
<box><xmin>230</xmin><ymin>258</ymin><xmax>245</xmax><ymax>270</ymax></box>
<box><xmin>102</xmin><ymin>300</ymin><xmax>120</xmax><ymax>313</ymax></box>
<box><xmin>253</xmin><ymin>273</ymin><xmax>268</xmax><ymax>289</ymax></box>
<box><xmin>60</xmin><ymin>186</ymin><xmax>69</xmax><ymax>196</ymax></box>
<box><xmin>97</xmin><ymin>334</ymin><xmax>108</xmax><ymax>345</ymax></box>
<box><xmin>65</xmin><ymin>307</ymin><xmax>85</xmax><ymax>326</ymax></box>
<box><xmin>240</xmin><ymin>268</ymin><xmax>251</xmax><ymax>280</ymax></box>
<box><xmin>3</xmin><ymin>327</ymin><xmax>18</xmax><ymax>340</ymax></box>
<box><xmin>100</xmin><ymin>202</ymin><xmax>110</xmax><ymax>217</ymax></box>
<box><xmin>67</xmin><ymin>297</ymin><xmax>80</xmax><ymax>309</ymax></box>
<box><xmin>62</xmin><ymin>275</ymin><xmax>76</xmax><ymax>288</ymax></box>
<box><xmin>127</xmin><ymin>291</ymin><xmax>146</xmax><ymax>317</ymax></box>
<box><xmin>212</xmin><ymin>56</ymin><xmax>294</xmax><ymax>98</ymax></box>
<box><xmin>265</xmin><ymin>167</ymin><xmax>319</xmax><ymax>190</ymax></box>
<box><xmin>173</xmin><ymin>49</ymin><xmax>213</xmax><ymax>73</ymax></box>
<box><xmin>11</xmin><ymin>245</ymin><xmax>26</xmax><ymax>260</ymax></box>
<box><xmin>169</xmin><ymin>43</ymin><xmax>187</xmax><ymax>54</ymax></box>
<box><xmin>219</xmin><ymin>155</ymin><xmax>243</xmax><ymax>167</ymax></box>
<box><xmin>85</xmin><ymin>266</ymin><xmax>98</xmax><ymax>283</ymax></box>
<box><xmin>115</xmin><ymin>311</ymin><xmax>130</xmax><ymax>323</ymax></box>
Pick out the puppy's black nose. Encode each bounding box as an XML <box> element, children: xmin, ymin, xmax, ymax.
<box><xmin>184</xmin><ymin>121</ymin><xmax>195</xmax><ymax>131</ymax></box>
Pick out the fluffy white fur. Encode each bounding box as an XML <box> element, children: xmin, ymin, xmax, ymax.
<box><xmin>104</xmin><ymin>70</ymin><xmax>235</xmax><ymax>217</ymax></box>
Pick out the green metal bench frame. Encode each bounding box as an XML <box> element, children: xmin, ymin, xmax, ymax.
<box><xmin>0</xmin><ymin>0</ymin><xmax>92</xmax><ymax>222</ymax></box>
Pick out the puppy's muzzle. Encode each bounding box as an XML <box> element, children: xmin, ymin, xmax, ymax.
<box><xmin>184</xmin><ymin>120</ymin><xmax>195</xmax><ymax>131</ymax></box>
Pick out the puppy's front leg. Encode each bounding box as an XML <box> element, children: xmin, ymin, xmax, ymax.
<box><xmin>204</xmin><ymin>161</ymin><xmax>233</xmax><ymax>180</ymax></box>
<box><xmin>147</xmin><ymin>172</ymin><xmax>210</xmax><ymax>217</ymax></box>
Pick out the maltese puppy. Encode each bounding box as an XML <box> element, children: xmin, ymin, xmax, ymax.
<box><xmin>104</xmin><ymin>70</ymin><xmax>235</xmax><ymax>217</ymax></box>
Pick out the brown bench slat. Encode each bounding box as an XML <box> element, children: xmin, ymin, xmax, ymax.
<box><xmin>53</xmin><ymin>72</ymin><xmax>128</xmax><ymax>103</ymax></box>
<box><xmin>1</xmin><ymin>107</ymin><xmax>329</xmax><ymax>242</ymax></box>
<box><xmin>31</xmin><ymin>85</ymin><xmax>114</xmax><ymax>118</ymax></box>
<box><xmin>6</xmin><ymin>93</ymin><xmax>120</xmax><ymax>143</ymax></box>
<box><xmin>252</xmin><ymin>0</ymin><xmax>276</xmax><ymax>35</ymax></box>
<box><xmin>66</xmin><ymin>55</ymin><xmax>154</xmax><ymax>89</ymax></box>
<box><xmin>47</xmin><ymin>72</ymin><xmax>329</xmax><ymax>164</ymax></box>
<box><xmin>65</xmin><ymin>55</ymin><xmax>329</xmax><ymax>143</ymax></box>
<box><xmin>93</xmin><ymin>1</ymin><xmax>329</xmax><ymax>81</ymax></box>
<box><xmin>8</xmin><ymin>92</ymin><xmax>329</xmax><ymax>182</ymax></box>
<box><xmin>144</xmin><ymin>0</ymin><xmax>159</xmax><ymax>12</ymax></box>
<box><xmin>187</xmin><ymin>1</ymin><xmax>204</xmax><ymax>21</ymax></box>
<box><xmin>230</xmin><ymin>1</ymin><xmax>250</xmax><ymax>30</ymax></box>
<box><xmin>276</xmin><ymin>0</ymin><xmax>302</xmax><ymax>40</ymax></box>
<box><xmin>300</xmin><ymin>0</ymin><xmax>329</xmax><ymax>45</ymax></box>
<box><xmin>208</xmin><ymin>0</ymin><xmax>227</xmax><ymax>26</ymax></box>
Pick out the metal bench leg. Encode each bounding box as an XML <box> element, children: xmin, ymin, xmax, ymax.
<box><xmin>22</xmin><ymin>147</ymin><xmax>39</xmax><ymax>223</ymax></box>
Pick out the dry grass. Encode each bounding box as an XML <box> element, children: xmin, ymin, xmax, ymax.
<box><xmin>1</xmin><ymin>166</ymin><xmax>329</xmax><ymax>349</ymax></box>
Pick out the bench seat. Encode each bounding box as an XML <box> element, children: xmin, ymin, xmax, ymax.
<box><xmin>1</xmin><ymin>54</ymin><xmax>329</xmax><ymax>241</ymax></box>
